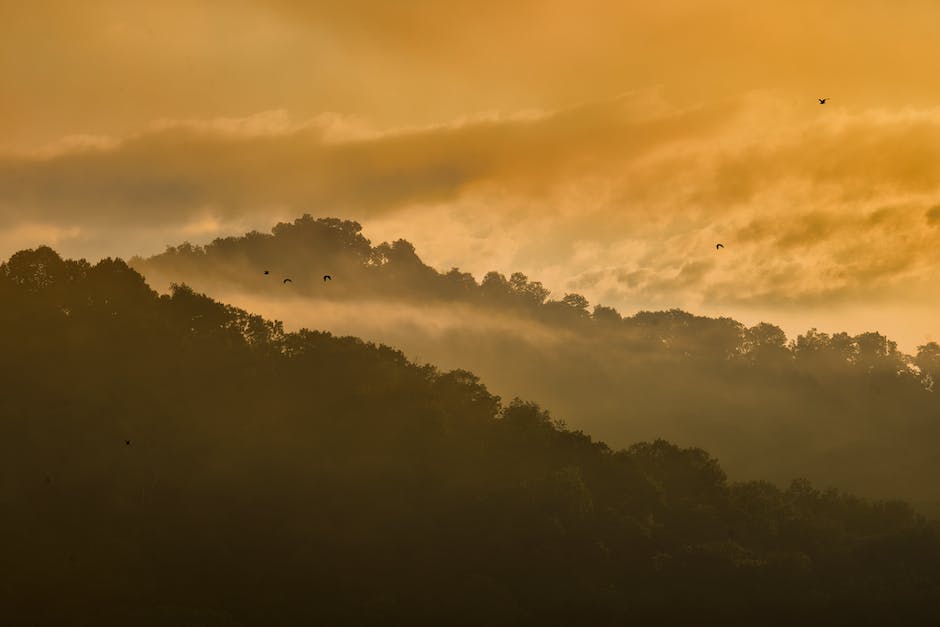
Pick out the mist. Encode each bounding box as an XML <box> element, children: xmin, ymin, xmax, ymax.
<box><xmin>6</xmin><ymin>243</ymin><xmax>940</xmax><ymax>625</ymax></box>
<box><xmin>9</xmin><ymin>3</ymin><xmax>940</xmax><ymax>623</ymax></box>
<box><xmin>131</xmin><ymin>216</ymin><xmax>940</xmax><ymax>507</ymax></box>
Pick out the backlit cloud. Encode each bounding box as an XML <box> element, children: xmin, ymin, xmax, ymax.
<box><xmin>3</xmin><ymin>0</ymin><xmax>940</xmax><ymax>348</ymax></box>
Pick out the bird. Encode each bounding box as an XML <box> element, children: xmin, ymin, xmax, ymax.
<box><xmin>125</xmin><ymin>440</ymin><xmax>131</xmax><ymax>446</ymax></box>
<box><xmin>818</xmin><ymin>97</ymin><xmax>828</xmax><ymax>104</ymax></box>
<box><xmin>263</xmin><ymin>270</ymin><xmax>270</xmax><ymax>275</ymax></box>
<box><xmin>323</xmin><ymin>275</ymin><xmax>332</xmax><ymax>282</ymax></box>
<box><xmin>716</xmin><ymin>243</ymin><xmax>724</xmax><ymax>250</ymax></box>
<box><xmin>283</xmin><ymin>278</ymin><xmax>293</xmax><ymax>284</ymax></box>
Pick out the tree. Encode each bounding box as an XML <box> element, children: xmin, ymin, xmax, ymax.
<box><xmin>592</xmin><ymin>304</ymin><xmax>622</xmax><ymax>324</ymax></box>
<box><xmin>561</xmin><ymin>293</ymin><xmax>589</xmax><ymax>311</ymax></box>
<box><xmin>915</xmin><ymin>342</ymin><xmax>940</xmax><ymax>388</ymax></box>
<box><xmin>509</xmin><ymin>272</ymin><xmax>551</xmax><ymax>306</ymax></box>
<box><xmin>743</xmin><ymin>322</ymin><xmax>790</xmax><ymax>366</ymax></box>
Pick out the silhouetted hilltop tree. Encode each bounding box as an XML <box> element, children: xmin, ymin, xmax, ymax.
<box><xmin>125</xmin><ymin>217</ymin><xmax>939</xmax><ymax>385</ymax></box>
<box><xmin>916</xmin><ymin>342</ymin><xmax>940</xmax><ymax>389</ymax></box>
<box><xmin>133</xmin><ymin>215</ymin><xmax>572</xmax><ymax>307</ymax></box>
<box><xmin>135</xmin><ymin>214</ymin><xmax>920</xmax><ymax>377</ymax></box>
<box><xmin>4</xmin><ymin>246</ymin><xmax>940</xmax><ymax>626</ymax></box>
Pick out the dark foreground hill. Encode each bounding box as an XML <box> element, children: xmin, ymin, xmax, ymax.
<box><xmin>4</xmin><ymin>246</ymin><xmax>940</xmax><ymax>626</ymax></box>
<box><xmin>132</xmin><ymin>215</ymin><xmax>940</xmax><ymax>504</ymax></box>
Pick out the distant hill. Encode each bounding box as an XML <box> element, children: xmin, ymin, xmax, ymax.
<box><xmin>132</xmin><ymin>215</ymin><xmax>940</xmax><ymax>503</ymax></box>
<box><xmin>4</xmin><ymin>246</ymin><xmax>940</xmax><ymax>626</ymax></box>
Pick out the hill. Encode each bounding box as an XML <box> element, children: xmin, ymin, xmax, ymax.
<box><xmin>3</xmin><ymin>246</ymin><xmax>940</xmax><ymax>626</ymax></box>
<box><xmin>132</xmin><ymin>216</ymin><xmax>940</xmax><ymax>504</ymax></box>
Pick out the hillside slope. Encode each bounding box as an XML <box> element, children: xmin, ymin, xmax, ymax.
<box><xmin>132</xmin><ymin>216</ymin><xmax>940</xmax><ymax>503</ymax></box>
<box><xmin>3</xmin><ymin>246</ymin><xmax>940</xmax><ymax>626</ymax></box>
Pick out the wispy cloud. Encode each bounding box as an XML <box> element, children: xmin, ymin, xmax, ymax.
<box><xmin>3</xmin><ymin>91</ymin><xmax>940</xmax><ymax>348</ymax></box>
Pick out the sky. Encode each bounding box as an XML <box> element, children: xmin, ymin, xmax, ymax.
<box><xmin>3</xmin><ymin>0</ymin><xmax>940</xmax><ymax>350</ymax></box>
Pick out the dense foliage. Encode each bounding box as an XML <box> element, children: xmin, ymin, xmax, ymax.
<box><xmin>3</xmin><ymin>246</ymin><xmax>940</xmax><ymax>626</ymax></box>
<box><xmin>133</xmin><ymin>216</ymin><xmax>940</xmax><ymax>504</ymax></box>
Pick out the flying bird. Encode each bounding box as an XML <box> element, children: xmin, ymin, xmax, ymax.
<box><xmin>818</xmin><ymin>97</ymin><xmax>828</xmax><ymax>104</ymax></box>
<box><xmin>125</xmin><ymin>440</ymin><xmax>131</xmax><ymax>446</ymax></box>
<box><xmin>716</xmin><ymin>243</ymin><xmax>724</xmax><ymax>250</ymax></box>
<box><xmin>283</xmin><ymin>278</ymin><xmax>293</xmax><ymax>284</ymax></box>
<box><xmin>263</xmin><ymin>270</ymin><xmax>270</xmax><ymax>275</ymax></box>
<box><xmin>323</xmin><ymin>275</ymin><xmax>332</xmax><ymax>282</ymax></box>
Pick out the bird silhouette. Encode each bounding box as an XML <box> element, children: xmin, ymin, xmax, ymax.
<box><xmin>263</xmin><ymin>270</ymin><xmax>270</xmax><ymax>275</ymax></box>
<box><xmin>818</xmin><ymin>97</ymin><xmax>828</xmax><ymax>104</ymax></box>
<box><xmin>716</xmin><ymin>243</ymin><xmax>724</xmax><ymax>249</ymax></box>
<box><xmin>283</xmin><ymin>278</ymin><xmax>293</xmax><ymax>284</ymax></box>
<box><xmin>125</xmin><ymin>440</ymin><xmax>131</xmax><ymax>446</ymax></box>
<box><xmin>323</xmin><ymin>275</ymin><xmax>332</xmax><ymax>282</ymax></box>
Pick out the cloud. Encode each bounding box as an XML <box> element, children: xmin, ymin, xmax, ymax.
<box><xmin>3</xmin><ymin>91</ymin><xmax>940</xmax><ymax>350</ymax></box>
<box><xmin>0</xmin><ymin>92</ymin><xmax>735</xmax><ymax>229</ymax></box>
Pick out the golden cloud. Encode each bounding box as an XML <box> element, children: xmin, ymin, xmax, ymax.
<box><xmin>2</xmin><ymin>91</ymin><xmax>940</xmax><ymax>348</ymax></box>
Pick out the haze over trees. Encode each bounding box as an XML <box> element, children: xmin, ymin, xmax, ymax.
<box><xmin>133</xmin><ymin>216</ymin><xmax>940</xmax><ymax>506</ymax></box>
<box><xmin>4</xmin><ymin>246</ymin><xmax>940</xmax><ymax>626</ymax></box>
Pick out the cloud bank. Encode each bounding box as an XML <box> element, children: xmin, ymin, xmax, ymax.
<box><xmin>3</xmin><ymin>92</ymin><xmax>940</xmax><ymax>347</ymax></box>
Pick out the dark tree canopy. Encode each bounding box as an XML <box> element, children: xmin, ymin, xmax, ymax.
<box><xmin>3</xmin><ymin>246</ymin><xmax>940</xmax><ymax>626</ymax></box>
<box><xmin>131</xmin><ymin>217</ymin><xmax>940</xmax><ymax>505</ymax></box>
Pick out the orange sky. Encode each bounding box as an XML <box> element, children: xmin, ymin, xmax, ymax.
<box><xmin>2</xmin><ymin>0</ymin><xmax>939</xmax><ymax>349</ymax></box>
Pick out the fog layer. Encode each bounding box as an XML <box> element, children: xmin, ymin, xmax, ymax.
<box><xmin>133</xmin><ymin>217</ymin><xmax>940</xmax><ymax>505</ymax></box>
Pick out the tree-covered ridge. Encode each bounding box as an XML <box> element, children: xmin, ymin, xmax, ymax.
<box><xmin>131</xmin><ymin>216</ymin><xmax>940</xmax><ymax>505</ymax></box>
<box><xmin>3</xmin><ymin>246</ymin><xmax>940</xmax><ymax>626</ymax></box>
<box><xmin>136</xmin><ymin>214</ymin><xmax>940</xmax><ymax>384</ymax></box>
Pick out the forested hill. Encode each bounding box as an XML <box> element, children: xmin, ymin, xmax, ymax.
<box><xmin>131</xmin><ymin>215</ymin><xmax>940</xmax><ymax>504</ymax></box>
<box><xmin>3</xmin><ymin>246</ymin><xmax>940</xmax><ymax>626</ymax></box>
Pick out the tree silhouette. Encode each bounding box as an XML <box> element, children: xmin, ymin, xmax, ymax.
<box><xmin>128</xmin><ymin>216</ymin><xmax>940</xmax><ymax>508</ymax></box>
<box><xmin>3</xmin><ymin>246</ymin><xmax>940</xmax><ymax>626</ymax></box>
